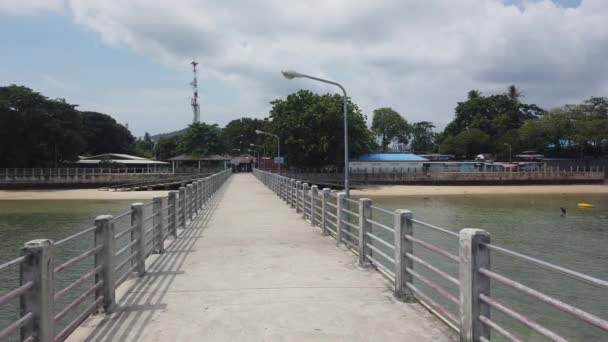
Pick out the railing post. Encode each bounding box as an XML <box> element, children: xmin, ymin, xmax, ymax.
<box><xmin>336</xmin><ymin>192</ymin><xmax>346</xmax><ymax>246</ymax></box>
<box><xmin>20</xmin><ymin>239</ymin><xmax>55</xmax><ymax>341</ymax></box>
<box><xmin>168</xmin><ymin>191</ymin><xmax>178</xmax><ymax>238</ymax></box>
<box><xmin>152</xmin><ymin>197</ymin><xmax>165</xmax><ymax>254</ymax></box>
<box><xmin>295</xmin><ymin>181</ymin><xmax>302</xmax><ymax>213</ymax></box>
<box><xmin>193</xmin><ymin>181</ymin><xmax>199</xmax><ymax>213</ymax></box>
<box><xmin>310</xmin><ymin>185</ymin><xmax>318</xmax><ymax>226</ymax></box>
<box><xmin>94</xmin><ymin>215</ymin><xmax>116</xmax><ymax>312</ymax></box>
<box><xmin>131</xmin><ymin>203</ymin><xmax>146</xmax><ymax>276</ymax></box>
<box><xmin>302</xmin><ymin>183</ymin><xmax>309</xmax><ymax>219</ymax></box>
<box><xmin>321</xmin><ymin>188</ymin><xmax>330</xmax><ymax>236</ymax></box>
<box><xmin>394</xmin><ymin>209</ymin><xmax>414</xmax><ymax>302</ymax></box>
<box><xmin>290</xmin><ymin>179</ymin><xmax>296</xmax><ymax>208</ymax></box>
<box><xmin>459</xmin><ymin>228</ymin><xmax>491</xmax><ymax>342</ymax></box>
<box><xmin>179</xmin><ymin>186</ymin><xmax>186</xmax><ymax>227</ymax></box>
<box><xmin>187</xmin><ymin>184</ymin><xmax>194</xmax><ymax>222</ymax></box>
<box><xmin>358</xmin><ymin>198</ymin><xmax>372</xmax><ymax>267</ymax></box>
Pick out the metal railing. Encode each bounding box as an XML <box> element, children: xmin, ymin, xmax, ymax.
<box><xmin>0</xmin><ymin>167</ymin><xmax>174</xmax><ymax>178</ymax></box>
<box><xmin>0</xmin><ymin>169</ymin><xmax>231</xmax><ymax>342</ymax></box>
<box><xmin>253</xmin><ymin>168</ymin><xmax>608</xmax><ymax>342</ymax></box>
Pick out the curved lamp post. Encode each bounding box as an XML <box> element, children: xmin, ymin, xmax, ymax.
<box><xmin>255</xmin><ymin>130</ymin><xmax>280</xmax><ymax>174</ymax></box>
<box><xmin>250</xmin><ymin>143</ymin><xmax>265</xmax><ymax>157</ymax></box>
<box><xmin>281</xmin><ymin>70</ymin><xmax>350</xmax><ymax>197</ymax></box>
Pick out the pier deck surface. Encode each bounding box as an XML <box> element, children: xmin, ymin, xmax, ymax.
<box><xmin>70</xmin><ymin>173</ymin><xmax>455</xmax><ymax>341</ymax></box>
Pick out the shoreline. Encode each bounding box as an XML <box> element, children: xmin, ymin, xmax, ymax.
<box><xmin>352</xmin><ymin>184</ymin><xmax>608</xmax><ymax>197</ymax></box>
<box><xmin>0</xmin><ymin>189</ymin><xmax>169</xmax><ymax>200</ymax></box>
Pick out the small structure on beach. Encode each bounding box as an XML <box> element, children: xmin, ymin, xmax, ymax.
<box><xmin>75</xmin><ymin>154</ymin><xmax>168</xmax><ymax>169</ymax></box>
<box><xmin>167</xmin><ymin>154</ymin><xmax>231</xmax><ymax>173</ymax></box>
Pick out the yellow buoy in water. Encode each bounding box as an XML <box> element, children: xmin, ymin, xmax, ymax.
<box><xmin>577</xmin><ymin>203</ymin><xmax>593</xmax><ymax>208</ymax></box>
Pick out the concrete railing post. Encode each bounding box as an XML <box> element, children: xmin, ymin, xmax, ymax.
<box><xmin>295</xmin><ymin>181</ymin><xmax>302</xmax><ymax>213</ymax></box>
<box><xmin>459</xmin><ymin>228</ymin><xmax>491</xmax><ymax>342</ymax></box>
<box><xmin>290</xmin><ymin>179</ymin><xmax>296</xmax><ymax>208</ymax></box>
<box><xmin>20</xmin><ymin>239</ymin><xmax>54</xmax><ymax>341</ymax></box>
<box><xmin>193</xmin><ymin>181</ymin><xmax>200</xmax><ymax>213</ymax></box>
<box><xmin>179</xmin><ymin>186</ymin><xmax>186</xmax><ymax>227</ymax></box>
<box><xmin>321</xmin><ymin>188</ymin><xmax>330</xmax><ymax>236</ymax></box>
<box><xmin>358</xmin><ymin>198</ymin><xmax>372</xmax><ymax>267</ymax></box>
<box><xmin>94</xmin><ymin>215</ymin><xmax>116</xmax><ymax>312</ymax></box>
<box><xmin>394</xmin><ymin>209</ymin><xmax>414</xmax><ymax>302</ymax></box>
<box><xmin>302</xmin><ymin>183</ymin><xmax>309</xmax><ymax>219</ymax></box>
<box><xmin>310</xmin><ymin>185</ymin><xmax>318</xmax><ymax>226</ymax></box>
<box><xmin>186</xmin><ymin>184</ymin><xmax>194</xmax><ymax>222</ymax></box>
<box><xmin>168</xmin><ymin>191</ymin><xmax>178</xmax><ymax>238</ymax></box>
<box><xmin>336</xmin><ymin>192</ymin><xmax>346</xmax><ymax>246</ymax></box>
<box><xmin>152</xmin><ymin>197</ymin><xmax>165</xmax><ymax>254</ymax></box>
<box><xmin>130</xmin><ymin>203</ymin><xmax>146</xmax><ymax>276</ymax></box>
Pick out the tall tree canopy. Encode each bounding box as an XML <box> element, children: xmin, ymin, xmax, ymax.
<box><xmin>221</xmin><ymin>117</ymin><xmax>268</xmax><ymax>155</ymax></box>
<box><xmin>178</xmin><ymin>122</ymin><xmax>224</xmax><ymax>157</ymax></box>
<box><xmin>267</xmin><ymin>90</ymin><xmax>377</xmax><ymax>167</ymax></box>
<box><xmin>371</xmin><ymin>108</ymin><xmax>410</xmax><ymax>152</ymax></box>
<box><xmin>410</xmin><ymin>121</ymin><xmax>436</xmax><ymax>152</ymax></box>
<box><xmin>81</xmin><ymin>111</ymin><xmax>134</xmax><ymax>155</ymax></box>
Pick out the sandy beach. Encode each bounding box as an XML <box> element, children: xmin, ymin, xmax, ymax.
<box><xmin>0</xmin><ymin>189</ymin><xmax>169</xmax><ymax>200</ymax></box>
<box><xmin>352</xmin><ymin>184</ymin><xmax>608</xmax><ymax>197</ymax></box>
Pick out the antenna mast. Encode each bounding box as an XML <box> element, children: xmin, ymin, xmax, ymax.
<box><xmin>190</xmin><ymin>60</ymin><xmax>200</xmax><ymax>123</ymax></box>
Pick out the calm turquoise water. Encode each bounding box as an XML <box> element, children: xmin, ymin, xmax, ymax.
<box><xmin>366</xmin><ymin>193</ymin><xmax>608</xmax><ymax>341</ymax></box>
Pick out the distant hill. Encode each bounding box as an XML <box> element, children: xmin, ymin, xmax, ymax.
<box><xmin>150</xmin><ymin>128</ymin><xmax>188</xmax><ymax>142</ymax></box>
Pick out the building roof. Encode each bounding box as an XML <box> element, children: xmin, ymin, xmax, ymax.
<box><xmin>79</xmin><ymin>153</ymin><xmax>148</xmax><ymax>160</ymax></box>
<box><xmin>353</xmin><ymin>153</ymin><xmax>428</xmax><ymax>162</ymax></box>
<box><xmin>167</xmin><ymin>154</ymin><xmax>231</xmax><ymax>161</ymax></box>
<box><xmin>76</xmin><ymin>159</ymin><xmax>168</xmax><ymax>165</ymax></box>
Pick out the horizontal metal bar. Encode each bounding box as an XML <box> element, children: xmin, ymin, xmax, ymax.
<box><xmin>366</xmin><ymin>254</ymin><xmax>395</xmax><ymax>278</ymax></box>
<box><xmin>115</xmin><ymin>239</ymin><xmax>139</xmax><ymax>258</ymax></box>
<box><xmin>55</xmin><ymin>245</ymin><xmax>103</xmax><ymax>273</ymax></box>
<box><xmin>406</xmin><ymin>282</ymin><xmax>459</xmax><ymax>326</ymax></box>
<box><xmin>341</xmin><ymin>228</ymin><xmax>358</xmax><ymax>241</ymax></box>
<box><xmin>55</xmin><ymin>225</ymin><xmax>97</xmax><ymax>246</ymax></box>
<box><xmin>112</xmin><ymin>210</ymin><xmax>133</xmax><ymax>221</ymax></box>
<box><xmin>406</xmin><ymin>235</ymin><xmax>459</xmax><ymax>262</ymax></box>
<box><xmin>326</xmin><ymin>211</ymin><xmax>337</xmax><ymax>219</ymax></box>
<box><xmin>341</xmin><ymin>208</ymin><xmax>359</xmax><ymax>217</ymax></box>
<box><xmin>478</xmin><ymin>315</ymin><xmax>522</xmax><ymax>342</ymax></box>
<box><xmin>54</xmin><ymin>265</ymin><xmax>102</xmax><ymax>301</ymax></box>
<box><xmin>115</xmin><ymin>261</ymin><xmax>140</xmax><ymax>289</ymax></box>
<box><xmin>479</xmin><ymin>294</ymin><xmax>567</xmax><ymax>342</ymax></box>
<box><xmin>406</xmin><ymin>252</ymin><xmax>459</xmax><ymax>287</ymax></box>
<box><xmin>23</xmin><ymin>335</ymin><xmax>34</xmax><ymax>342</ymax></box>
<box><xmin>367</xmin><ymin>219</ymin><xmax>394</xmax><ymax>233</ymax></box>
<box><xmin>0</xmin><ymin>312</ymin><xmax>33</xmax><ymax>340</ymax></box>
<box><xmin>55</xmin><ymin>296</ymin><xmax>103</xmax><ymax>342</ymax></box>
<box><xmin>366</xmin><ymin>232</ymin><xmax>395</xmax><ymax>251</ymax></box>
<box><xmin>0</xmin><ymin>281</ymin><xmax>33</xmax><ymax>307</ymax></box>
<box><xmin>54</xmin><ymin>280</ymin><xmax>103</xmax><ymax>322</ymax></box>
<box><xmin>341</xmin><ymin>236</ymin><xmax>358</xmax><ymax>249</ymax></box>
<box><xmin>114</xmin><ymin>250</ymin><xmax>139</xmax><ymax>273</ymax></box>
<box><xmin>114</xmin><ymin>224</ymin><xmax>137</xmax><ymax>240</ymax></box>
<box><xmin>0</xmin><ymin>256</ymin><xmax>25</xmax><ymax>272</ymax></box>
<box><xmin>366</xmin><ymin>243</ymin><xmax>395</xmax><ymax>264</ymax></box>
<box><xmin>406</xmin><ymin>268</ymin><xmax>458</xmax><ymax>305</ymax></box>
<box><xmin>326</xmin><ymin>202</ymin><xmax>337</xmax><ymax>209</ymax></box>
<box><xmin>411</xmin><ymin>219</ymin><xmax>459</xmax><ymax>238</ymax></box>
<box><xmin>342</xmin><ymin>220</ymin><xmax>359</xmax><ymax>231</ymax></box>
<box><xmin>371</xmin><ymin>205</ymin><xmax>393</xmax><ymax>215</ymax></box>
<box><xmin>479</xmin><ymin>268</ymin><xmax>608</xmax><ymax>331</ymax></box>
<box><xmin>483</xmin><ymin>243</ymin><xmax>608</xmax><ymax>289</ymax></box>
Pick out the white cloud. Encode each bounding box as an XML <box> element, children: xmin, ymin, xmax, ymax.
<box><xmin>60</xmin><ymin>0</ymin><xmax>608</xmax><ymax>132</ymax></box>
<box><xmin>0</xmin><ymin>0</ymin><xmax>64</xmax><ymax>15</ymax></box>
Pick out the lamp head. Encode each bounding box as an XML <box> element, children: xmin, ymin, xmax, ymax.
<box><xmin>255</xmin><ymin>130</ymin><xmax>262</xmax><ymax>134</ymax></box>
<box><xmin>281</xmin><ymin>70</ymin><xmax>302</xmax><ymax>79</ymax></box>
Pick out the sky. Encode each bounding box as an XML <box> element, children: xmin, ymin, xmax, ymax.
<box><xmin>1</xmin><ymin>0</ymin><xmax>606</xmax><ymax>137</ymax></box>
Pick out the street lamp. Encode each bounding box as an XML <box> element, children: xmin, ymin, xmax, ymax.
<box><xmin>247</xmin><ymin>149</ymin><xmax>258</xmax><ymax>159</ymax></box>
<box><xmin>250</xmin><ymin>143</ymin><xmax>265</xmax><ymax>157</ymax></box>
<box><xmin>281</xmin><ymin>70</ymin><xmax>350</xmax><ymax>197</ymax></box>
<box><xmin>255</xmin><ymin>129</ymin><xmax>280</xmax><ymax>174</ymax></box>
<box><xmin>504</xmin><ymin>143</ymin><xmax>512</xmax><ymax>163</ymax></box>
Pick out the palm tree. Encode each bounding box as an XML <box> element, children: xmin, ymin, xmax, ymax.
<box><xmin>507</xmin><ymin>85</ymin><xmax>523</xmax><ymax>101</ymax></box>
<box><xmin>467</xmin><ymin>90</ymin><xmax>482</xmax><ymax>100</ymax></box>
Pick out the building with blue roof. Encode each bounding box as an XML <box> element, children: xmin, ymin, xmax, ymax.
<box><xmin>350</xmin><ymin>153</ymin><xmax>428</xmax><ymax>173</ymax></box>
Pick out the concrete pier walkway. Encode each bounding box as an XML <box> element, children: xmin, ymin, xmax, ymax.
<box><xmin>70</xmin><ymin>174</ymin><xmax>455</xmax><ymax>341</ymax></box>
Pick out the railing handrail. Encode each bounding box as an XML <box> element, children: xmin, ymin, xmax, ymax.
<box><xmin>252</xmin><ymin>167</ymin><xmax>608</xmax><ymax>342</ymax></box>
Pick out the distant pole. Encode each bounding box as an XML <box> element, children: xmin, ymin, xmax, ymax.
<box><xmin>190</xmin><ymin>60</ymin><xmax>200</xmax><ymax>123</ymax></box>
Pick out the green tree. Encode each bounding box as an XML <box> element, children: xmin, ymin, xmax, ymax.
<box><xmin>134</xmin><ymin>132</ymin><xmax>154</xmax><ymax>158</ymax></box>
<box><xmin>268</xmin><ymin>90</ymin><xmax>376</xmax><ymax>167</ymax></box>
<box><xmin>410</xmin><ymin>121</ymin><xmax>436</xmax><ymax>152</ymax></box>
<box><xmin>371</xmin><ymin>108</ymin><xmax>410</xmax><ymax>152</ymax></box>
<box><xmin>467</xmin><ymin>90</ymin><xmax>482</xmax><ymax>99</ymax></box>
<box><xmin>440</xmin><ymin>128</ymin><xmax>491</xmax><ymax>159</ymax></box>
<box><xmin>178</xmin><ymin>122</ymin><xmax>224</xmax><ymax>156</ymax></box>
<box><xmin>221</xmin><ymin>117</ymin><xmax>268</xmax><ymax>154</ymax></box>
<box><xmin>153</xmin><ymin>136</ymin><xmax>180</xmax><ymax>160</ymax></box>
<box><xmin>506</xmin><ymin>85</ymin><xmax>523</xmax><ymax>102</ymax></box>
<box><xmin>81</xmin><ymin>111</ymin><xmax>134</xmax><ymax>155</ymax></box>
